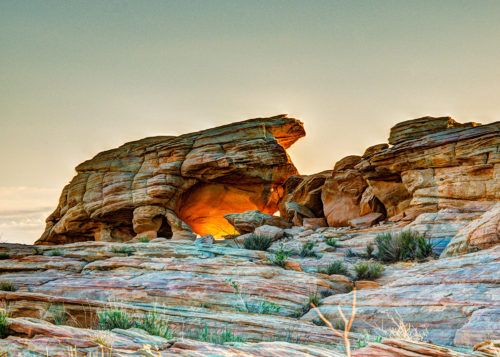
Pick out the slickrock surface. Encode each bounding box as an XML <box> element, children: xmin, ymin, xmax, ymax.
<box><xmin>1</xmin><ymin>317</ymin><xmax>345</xmax><ymax>356</ymax></box>
<box><xmin>302</xmin><ymin>244</ymin><xmax>500</xmax><ymax>347</ymax></box>
<box><xmin>37</xmin><ymin>115</ymin><xmax>305</xmax><ymax>244</ymax></box>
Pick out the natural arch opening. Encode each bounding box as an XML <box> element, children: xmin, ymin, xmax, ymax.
<box><xmin>155</xmin><ymin>215</ymin><xmax>173</xmax><ymax>239</ymax></box>
<box><xmin>178</xmin><ymin>183</ymin><xmax>280</xmax><ymax>238</ymax></box>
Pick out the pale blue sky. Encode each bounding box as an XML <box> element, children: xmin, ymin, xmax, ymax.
<box><xmin>1</xmin><ymin>1</ymin><xmax>499</xmax><ymax>243</ymax></box>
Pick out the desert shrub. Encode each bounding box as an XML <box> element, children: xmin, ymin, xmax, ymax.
<box><xmin>136</xmin><ymin>311</ymin><xmax>173</xmax><ymax>339</ymax></box>
<box><xmin>319</xmin><ymin>289</ymin><xmax>334</xmax><ymax>298</ymax></box>
<box><xmin>344</xmin><ymin>248</ymin><xmax>357</xmax><ymax>258</ymax></box>
<box><xmin>47</xmin><ymin>249</ymin><xmax>63</xmax><ymax>256</ymax></box>
<box><xmin>269</xmin><ymin>244</ymin><xmax>290</xmax><ymax>268</ymax></box>
<box><xmin>0</xmin><ymin>281</ymin><xmax>16</xmax><ymax>291</ymax></box>
<box><xmin>325</xmin><ymin>238</ymin><xmax>338</xmax><ymax>247</ymax></box>
<box><xmin>139</xmin><ymin>237</ymin><xmax>150</xmax><ymax>243</ymax></box>
<box><xmin>97</xmin><ymin>309</ymin><xmax>135</xmax><ymax>330</ymax></box>
<box><xmin>0</xmin><ymin>252</ymin><xmax>9</xmax><ymax>260</ymax></box>
<box><xmin>0</xmin><ymin>310</ymin><xmax>9</xmax><ymax>338</ymax></box>
<box><xmin>320</xmin><ymin>261</ymin><xmax>350</xmax><ymax>277</ymax></box>
<box><xmin>110</xmin><ymin>246</ymin><xmax>134</xmax><ymax>256</ymax></box>
<box><xmin>299</xmin><ymin>241</ymin><xmax>317</xmax><ymax>257</ymax></box>
<box><xmin>49</xmin><ymin>303</ymin><xmax>67</xmax><ymax>325</ymax></box>
<box><xmin>187</xmin><ymin>324</ymin><xmax>243</xmax><ymax>344</ymax></box>
<box><xmin>375</xmin><ymin>231</ymin><xmax>433</xmax><ymax>262</ymax></box>
<box><xmin>353</xmin><ymin>262</ymin><xmax>384</xmax><ymax>281</ymax></box>
<box><xmin>312</xmin><ymin>318</ymin><xmax>326</xmax><ymax>326</ymax></box>
<box><xmin>243</xmin><ymin>234</ymin><xmax>272</xmax><ymax>251</ymax></box>
<box><xmin>224</xmin><ymin>278</ymin><xmax>280</xmax><ymax>315</ymax></box>
<box><xmin>366</xmin><ymin>244</ymin><xmax>374</xmax><ymax>258</ymax></box>
<box><xmin>308</xmin><ymin>291</ymin><xmax>320</xmax><ymax>307</ymax></box>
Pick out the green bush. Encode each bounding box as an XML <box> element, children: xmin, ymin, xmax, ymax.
<box><xmin>0</xmin><ymin>310</ymin><xmax>9</xmax><ymax>338</ymax></box>
<box><xmin>366</xmin><ymin>244</ymin><xmax>374</xmax><ymax>257</ymax></box>
<box><xmin>187</xmin><ymin>324</ymin><xmax>243</xmax><ymax>344</ymax></box>
<box><xmin>0</xmin><ymin>281</ymin><xmax>16</xmax><ymax>291</ymax></box>
<box><xmin>243</xmin><ymin>234</ymin><xmax>272</xmax><ymax>251</ymax></box>
<box><xmin>110</xmin><ymin>246</ymin><xmax>134</xmax><ymax>256</ymax></box>
<box><xmin>353</xmin><ymin>262</ymin><xmax>384</xmax><ymax>281</ymax></box>
<box><xmin>0</xmin><ymin>252</ymin><xmax>9</xmax><ymax>260</ymax></box>
<box><xmin>139</xmin><ymin>237</ymin><xmax>150</xmax><ymax>243</ymax></box>
<box><xmin>47</xmin><ymin>249</ymin><xmax>63</xmax><ymax>256</ymax></box>
<box><xmin>299</xmin><ymin>241</ymin><xmax>317</xmax><ymax>257</ymax></box>
<box><xmin>224</xmin><ymin>278</ymin><xmax>280</xmax><ymax>315</ymax></box>
<box><xmin>320</xmin><ymin>261</ymin><xmax>350</xmax><ymax>276</ymax></box>
<box><xmin>136</xmin><ymin>311</ymin><xmax>173</xmax><ymax>339</ymax></box>
<box><xmin>97</xmin><ymin>309</ymin><xmax>135</xmax><ymax>330</ymax></box>
<box><xmin>269</xmin><ymin>244</ymin><xmax>290</xmax><ymax>268</ymax></box>
<box><xmin>375</xmin><ymin>231</ymin><xmax>433</xmax><ymax>262</ymax></box>
<box><xmin>308</xmin><ymin>291</ymin><xmax>320</xmax><ymax>307</ymax></box>
<box><xmin>325</xmin><ymin>238</ymin><xmax>338</xmax><ymax>247</ymax></box>
<box><xmin>49</xmin><ymin>303</ymin><xmax>67</xmax><ymax>325</ymax></box>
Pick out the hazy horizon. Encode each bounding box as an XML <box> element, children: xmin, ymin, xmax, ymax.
<box><xmin>1</xmin><ymin>1</ymin><xmax>499</xmax><ymax>244</ymax></box>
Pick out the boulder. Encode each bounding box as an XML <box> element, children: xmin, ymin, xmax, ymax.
<box><xmin>302</xmin><ymin>217</ymin><xmax>327</xmax><ymax>230</ymax></box>
<box><xmin>224</xmin><ymin>210</ymin><xmax>290</xmax><ymax>234</ymax></box>
<box><xmin>278</xmin><ymin>171</ymin><xmax>331</xmax><ymax>224</ymax></box>
<box><xmin>348</xmin><ymin>212</ymin><xmax>384</xmax><ymax>228</ymax></box>
<box><xmin>36</xmin><ymin>115</ymin><xmax>305</xmax><ymax>244</ymax></box>
<box><xmin>441</xmin><ymin>203</ymin><xmax>500</xmax><ymax>257</ymax></box>
<box><xmin>322</xmin><ymin>155</ymin><xmax>384</xmax><ymax>227</ymax></box>
<box><xmin>253</xmin><ymin>225</ymin><xmax>284</xmax><ymax>241</ymax></box>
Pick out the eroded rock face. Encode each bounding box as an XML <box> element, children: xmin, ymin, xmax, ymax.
<box><xmin>441</xmin><ymin>203</ymin><xmax>500</xmax><ymax>257</ymax></box>
<box><xmin>322</xmin><ymin>156</ymin><xmax>385</xmax><ymax>227</ymax></box>
<box><xmin>36</xmin><ymin>115</ymin><xmax>305</xmax><ymax>244</ymax></box>
<box><xmin>357</xmin><ymin>120</ymin><xmax>500</xmax><ymax>220</ymax></box>
<box><xmin>278</xmin><ymin>171</ymin><xmax>331</xmax><ymax>225</ymax></box>
<box><xmin>388</xmin><ymin>116</ymin><xmax>481</xmax><ymax>145</ymax></box>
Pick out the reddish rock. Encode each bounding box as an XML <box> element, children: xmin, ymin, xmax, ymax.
<box><xmin>348</xmin><ymin>213</ymin><xmax>384</xmax><ymax>229</ymax></box>
<box><xmin>37</xmin><ymin>115</ymin><xmax>305</xmax><ymax>244</ymax></box>
<box><xmin>278</xmin><ymin>171</ymin><xmax>331</xmax><ymax>224</ymax></box>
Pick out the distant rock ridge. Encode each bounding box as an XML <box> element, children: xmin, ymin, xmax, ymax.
<box><xmin>36</xmin><ymin>115</ymin><xmax>305</xmax><ymax>245</ymax></box>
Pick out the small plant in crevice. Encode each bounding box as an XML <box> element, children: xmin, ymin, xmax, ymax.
<box><xmin>136</xmin><ymin>311</ymin><xmax>173</xmax><ymax>339</ymax></box>
<box><xmin>139</xmin><ymin>237</ymin><xmax>150</xmax><ymax>243</ymax></box>
<box><xmin>366</xmin><ymin>244</ymin><xmax>374</xmax><ymax>258</ymax></box>
<box><xmin>320</xmin><ymin>261</ymin><xmax>350</xmax><ymax>277</ymax></box>
<box><xmin>268</xmin><ymin>243</ymin><xmax>290</xmax><ymax>268</ymax></box>
<box><xmin>353</xmin><ymin>261</ymin><xmax>384</xmax><ymax>281</ymax></box>
<box><xmin>0</xmin><ymin>281</ymin><xmax>16</xmax><ymax>292</ymax></box>
<box><xmin>243</xmin><ymin>234</ymin><xmax>272</xmax><ymax>251</ymax></box>
<box><xmin>49</xmin><ymin>303</ymin><xmax>67</xmax><ymax>325</ymax></box>
<box><xmin>356</xmin><ymin>335</ymin><xmax>382</xmax><ymax>349</ymax></box>
<box><xmin>186</xmin><ymin>323</ymin><xmax>243</xmax><ymax>344</ymax></box>
<box><xmin>97</xmin><ymin>309</ymin><xmax>135</xmax><ymax>330</ymax></box>
<box><xmin>0</xmin><ymin>310</ymin><xmax>9</xmax><ymax>339</ymax></box>
<box><xmin>344</xmin><ymin>248</ymin><xmax>358</xmax><ymax>258</ymax></box>
<box><xmin>312</xmin><ymin>317</ymin><xmax>326</xmax><ymax>326</ymax></box>
<box><xmin>319</xmin><ymin>289</ymin><xmax>334</xmax><ymax>298</ymax></box>
<box><xmin>375</xmin><ymin>230</ymin><xmax>434</xmax><ymax>263</ymax></box>
<box><xmin>47</xmin><ymin>249</ymin><xmax>63</xmax><ymax>256</ymax></box>
<box><xmin>325</xmin><ymin>238</ymin><xmax>338</xmax><ymax>247</ymax></box>
<box><xmin>0</xmin><ymin>252</ymin><xmax>9</xmax><ymax>260</ymax></box>
<box><xmin>224</xmin><ymin>278</ymin><xmax>280</xmax><ymax>315</ymax></box>
<box><xmin>110</xmin><ymin>246</ymin><xmax>134</xmax><ymax>256</ymax></box>
<box><xmin>308</xmin><ymin>291</ymin><xmax>320</xmax><ymax>308</ymax></box>
<box><xmin>299</xmin><ymin>241</ymin><xmax>317</xmax><ymax>258</ymax></box>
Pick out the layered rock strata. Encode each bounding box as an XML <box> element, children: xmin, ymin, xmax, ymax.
<box><xmin>36</xmin><ymin>115</ymin><xmax>305</xmax><ymax>244</ymax></box>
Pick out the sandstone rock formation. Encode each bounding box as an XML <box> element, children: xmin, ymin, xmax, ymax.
<box><xmin>224</xmin><ymin>210</ymin><xmax>290</xmax><ymax>234</ymax></box>
<box><xmin>278</xmin><ymin>171</ymin><xmax>331</xmax><ymax>225</ymax></box>
<box><xmin>322</xmin><ymin>155</ymin><xmax>385</xmax><ymax>227</ymax></box>
<box><xmin>441</xmin><ymin>203</ymin><xmax>500</xmax><ymax>257</ymax></box>
<box><xmin>357</xmin><ymin>119</ymin><xmax>500</xmax><ymax>221</ymax></box>
<box><xmin>36</xmin><ymin>115</ymin><xmax>305</xmax><ymax>244</ymax></box>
